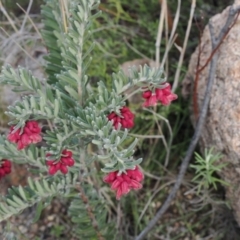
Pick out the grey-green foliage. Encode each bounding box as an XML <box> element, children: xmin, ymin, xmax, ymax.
<box><xmin>0</xmin><ymin>66</ymin><xmax>42</xmax><ymax>93</ymax></box>
<box><xmin>42</xmin><ymin>0</ymin><xmax>100</xmax><ymax>104</ymax></box>
<box><xmin>0</xmin><ymin>135</ymin><xmax>47</xmax><ymax>169</ymax></box>
<box><xmin>0</xmin><ymin>0</ymin><xmax>167</xmax><ymax>237</ymax></box>
<box><xmin>41</xmin><ymin>0</ymin><xmax>65</xmax><ymax>85</ymax></box>
<box><xmin>0</xmin><ymin>67</ymin><xmax>165</xmax><ymax>171</ymax></box>
<box><xmin>0</xmin><ymin>0</ymin><xmax>116</xmax><ymax>237</ymax></box>
<box><xmin>0</xmin><ymin>173</ymin><xmax>77</xmax><ymax>222</ymax></box>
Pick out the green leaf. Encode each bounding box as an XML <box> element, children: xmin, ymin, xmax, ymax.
<box><xmin>33</xmin><ymin>201</ymin><xmax>43</xmax><ymax>223</ymax></box>
<box><xmin>18</xmin><ymin>186</ymin><xmax>27</xmax><ymax>201</ymax></box>
<box><xmin>64</xmin><ymin>86</ymin><xmax>80</xmax><ymax>100</ymax></box>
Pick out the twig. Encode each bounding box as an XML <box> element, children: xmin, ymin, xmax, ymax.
<box><xmin>160</xmin><ymin>0</ymin><xmax>181</xmax><ymax>70</ymax></box>
<box><xmin>172</xmin><ymin>0</ymin><xmax>196</xmax><ymax>92</ymax></box>
<box><xmin>163</xmin><ymin>1</ymin><xmax>169</xmax><ymax>77</ymax></box>
<box><xmin>138</xmin><ymin>180</ymin><xmax>175</xmax><ymax>223</ymax></box>
<box><xmin>16</xmin><ymin>2</ymin><xmax>42</xmax><ymax>39</ymax></box>
<box><xmin>76</xmin><ymin>184</ymin><xmax>105</xmax><ymax>240</ymax></box>
<box><xmin>0</xmin><ymin>27</ymin><xmax>40</xmax><ymax>64</ymax></box>
<box><xmin>123</xmin><ymin>37</ymin><xmax>151</xmax><ymax>61</ymax></box>
<box><xmin>143</xmin><ymin>108</ymin><xmax>173</xmax><ymax>167</ymax></box>
<box><xmin>60</xmin><ymin>0</ymin><xmax>68</xmax><ymax>33</ymax></box>
<box><xmin>135</xmin><ymin>4</ymin><xmax>240</xmax><ymax>240</ymax></box>
<box><xmin>155</xmin><ymin>0</ymin><xmax>166</xmax><ymax>67</ymax></box>
<box><xmin>0</xmin><ymin>0</ymin><xmax>18</xmax><ymax>33</ymax></box>
<box><xmin>19</xmin><ymin>0</ymin><xmax>33</xmax><ymax>32</ymax></box>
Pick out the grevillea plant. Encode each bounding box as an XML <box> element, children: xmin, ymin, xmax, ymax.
<box><xmin>0</xmin><ymin>0</ymin><xmax>177</xmax><ymax>238</ymax></box>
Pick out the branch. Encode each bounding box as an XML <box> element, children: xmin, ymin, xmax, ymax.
<box><xmin>77</xmin><ymin>185</ymin><xmax>105</xmax><ymax>240</ymax></box>
<box><xmin>135</xmin><ymin>4</ymin><xmax>240</xmax><ymax>240</ymax></box>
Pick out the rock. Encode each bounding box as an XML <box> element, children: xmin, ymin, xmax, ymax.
<box><xmin>182</xmin><ymin>1</ymin><xmax>240</xmax><ymax>225</ymax></box>
<box><xmin>19</xmin><ymin>225</ymin><xmax>27</xmax><ymax>234</ymax></box>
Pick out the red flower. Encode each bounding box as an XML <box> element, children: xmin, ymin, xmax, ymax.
<box><xmin>155</xmin><ymin>83</ymin><xmax>178</xmax><ymax>106</ymax></box>
<box><xmin>46</xmin><ymin>150</ymin><xmax>75</xmax><ymax>175</ymax></box>
<box><xmin>103</xmin><ymin>166</ymin><xmax>144</xmax><ymax>200</ymax></box>
<box><xmin>142</xmin><ymin>83</ymin><xmax>177</xmax><ymax>107</ymax></box>
<box><xmin>0</xmin><ymin>159</ymin><xmax>12</xmax><ymax>180</ymax></box>
<box><xmin>108</xmin><ymin>106</ymin><xmax>134</xmax><ymax>129</ymax></box>
<box><xmin>7</xmin><ymin>121</ymin><xmax>42</xmax><ymax>150</ymax></box>
<box><xmin>142</xmin><ymin>90</ymin><xmax>157</xmax><ymax>107</ymax></box>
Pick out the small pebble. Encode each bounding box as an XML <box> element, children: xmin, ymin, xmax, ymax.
<box><xmin>19</xmin><ymin>225</ymin><xmax>27</xmax><ymax>234</ymax></box>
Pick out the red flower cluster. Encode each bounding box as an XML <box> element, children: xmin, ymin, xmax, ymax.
<box><xmin>142</xmin><ymin>83</ymin><xmax>177</xmax><ymax>107</ymax></box>
<box><xmin>108</xmin><ymin>106</ymin><xmax>134</xmax><ymax>129</ymax></box>
<box><xmin>0</xmin><ymin>159</ymin><xmax>11</xmax><ymax>179</ymax></box>
<box><xmin>103</xmin><ymin>166</ymin><xmax>144</xmax><ymax>200</ymax></box>
<box><xmin>7</xmin><ymin>121</ymin><xmax>42</xmax><ymax>150</ymax></box>
<box><xmin>46</xmin><ymin>150</ymin><xmax>75</xmax><ymax>175</ymax></box>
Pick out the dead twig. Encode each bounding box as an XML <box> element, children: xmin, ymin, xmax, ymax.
<box><xmin>172</xmin><ymin>0</ymin><xmax>196</xmax><ymax>92</ymax></box>
<box><xmin>155</xmin><ymin>0</ymin><xmax>166</xmax><ymax>68</ymax></box>
<box><xmin>135</xmin><ymin>4</ymin><xmax>240</xmax><ymax>240</ymax></box>
<box><xmin>16</xmin><ymin>1</ymin><xmax>42</xmax><ymax>39</ymax></box>
<box><xmin>159</xmin><ymin>0</ymin><xmax>181</xmax><ymax>71</ymax></box>
<box><xmin>0</xmin><ymin>0</ymin><xmax>18</xmax><ymax>33</ymax></box>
